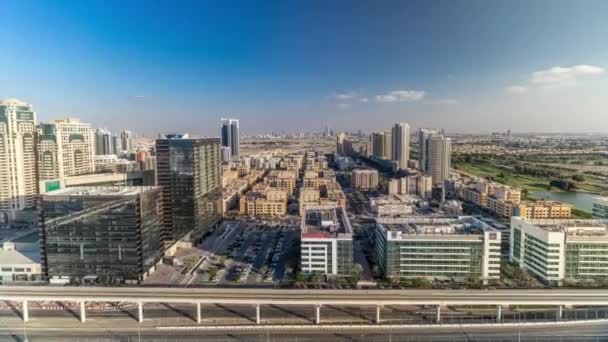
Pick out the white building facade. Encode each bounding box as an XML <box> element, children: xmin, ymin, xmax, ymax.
<box><xmin>0</xmin><ymin>99</ymin><xmax>38</xmax><ymax>223</ymax></box>
<box><xmin>37</xmin><ymin>118</ymin><xmax>95</xmax><ymax>180</ymax></box>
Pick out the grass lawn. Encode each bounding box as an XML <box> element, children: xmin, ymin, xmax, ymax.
<box><xmin>454</xmin><ymin>162</ymin><xmax>549</xmax><ymax>193</ymax></box>
<box><xmin>454</xmin><ymin>161</ymin><xmax>608</xmax><ymax>196</ymax></box>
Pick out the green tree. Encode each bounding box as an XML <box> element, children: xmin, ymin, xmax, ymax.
<box><xmin>412</xmin><ymin>277</ymin><xmax>432</xmax><ymax>288</ymax></box>
<box><xmin>351</xmin><ymin>263</ymin><xmax>364</xmax><ymax>283</ymax></box>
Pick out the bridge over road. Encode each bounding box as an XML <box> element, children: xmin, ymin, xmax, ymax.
<box><xmin>1</xmin><ymin>286</ymin><xmax>607</xmax><ymax>325</ymax></box>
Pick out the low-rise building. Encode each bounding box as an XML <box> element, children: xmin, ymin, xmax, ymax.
<box><xmin>300</xmin><ymin>206</ymin><xmax>354</xmax><ymax>276</ymax></box>
<box><xmin>513</xmin><ymin>201</ymin><xmax>572</xmax><ymax>219</ymax></box>
<box><xmin>0</xmin><ymin>242</ymin><xmax>42</xmax><ymax>283</ymax></box>
<box><xmin>351</xmin><ymin>169</ymin><xmax>378</xmax><ymax>190</ymax></box>
<box><xmin>373</xmin><ymin>216</ymin><xmax>501</xmax><ymax>283</ymax></box>
<box><xmin>510</xmin><ymin>217</ymin><xmax>608</xmax><ymax>285</ymax></box>
<box><xmin>370</xmin><ymin>195</ymin><xmax>419</xmax><ymax>218</ymax></box>
<box><xmin>239</xmin><ymin>184</ymin><xmax>288</xmax><ymax>217</ymax></box>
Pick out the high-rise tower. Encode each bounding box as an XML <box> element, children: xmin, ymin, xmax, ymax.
<box><xmin>0</xmin><ymin>98</ymin><xmax>37</xmax><ymax>223</ymax></box>
<box><xmin>391</xmin><ymin>122</ymin><xmax>410</xmax><ymax>169</ymax></box>
<box><xmin>37</xmin><ymin>118</ymin><xmax>95</xmax><ymax>180</ymax></box>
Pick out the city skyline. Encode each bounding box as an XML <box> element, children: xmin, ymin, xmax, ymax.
<box><xmin>2</xmin><ymin>1</ymin><xmax>608</xmax><ymax>135</ymax></box>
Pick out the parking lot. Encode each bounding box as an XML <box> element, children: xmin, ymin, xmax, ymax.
<box><xmin>190</xmin><ymin>220</ymin><xmax>299</xmax><ymax>286</ymax></box>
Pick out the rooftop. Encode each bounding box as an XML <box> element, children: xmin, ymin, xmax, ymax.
<box><xmin>0</xmin><ymin>98</ymin><xmax>29</xmax><ymax>107</ymax></box>
<box><xmin>514</xmin><ymin>217</ymin><xmax>608</xmax><ymax>237</ymax></box>
<box><xmin>378</xmin><ymin>216</ymin><xmax>494</xmax><ymax>237</ymax></box>
<box><xmin>43</xmin><ymin>186</ymin><xmax>161</xmax><ymax>197</ymax></box>
<box><xmin>301</xmin><ymin>206</ymin><xmax>353</xmax><ymax>239</ymax></box>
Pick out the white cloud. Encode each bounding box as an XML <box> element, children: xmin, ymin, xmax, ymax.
<box><xmin>337</xmin><ymin>103</ymin><xmax>350</xmax><ymax>109</ymax></box>
<box><xmin>529</xmin><ymin>65</ymin><xmax>604</xmax><ymax>86</ymax></box>
<box><xmin>360</xmin><ymin>97</ymin><xmax>369</xmax><ymax>103</ymax></box>
<box><xmin>375</xmin><ymin>90</ymin><xmax>426</xmax><ymax>103</ymax></box>
<box><xmin>334</xmin><ymin>92</ymin><xmax>357</xmax><ymax>100</ymax></box>
<box><xmin>506</xmin><ymin>85</ymin><xmax>527</xmax><ymax>94</ymax></box>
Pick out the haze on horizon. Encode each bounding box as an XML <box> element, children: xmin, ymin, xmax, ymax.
<box><xmin>2</xmin><ymin>0</ymin><xmax>607</xmax><ymax>136</ymax></box>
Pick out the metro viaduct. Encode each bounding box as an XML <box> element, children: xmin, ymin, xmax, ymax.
<box><xmin>1</xmin><ymin>286</ymin><xmax>607</xmax><ymax>325</ymax></box>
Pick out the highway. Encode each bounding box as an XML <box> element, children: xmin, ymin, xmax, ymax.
<box><xmin>2</xmin><ymin>286</ymin><xmax>608</xmax><ymax>306</ymax></box>
<box><xmin>2</xmin><ymin>321</ymin><xmax>608</xmax><ymax>341</ymax></box>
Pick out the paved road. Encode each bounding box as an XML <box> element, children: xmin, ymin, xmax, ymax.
<box><xmin>2</xmin><ymin>321</ymin><xmax>608</xmax><ymax>342</ymax></box>
<box><xmin>2</xmin><ymin>286</ymin><xmax>608</xmax><ymax>306</ymax></box>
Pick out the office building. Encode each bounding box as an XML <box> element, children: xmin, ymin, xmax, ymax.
<box><xmin>418</xmin><ymin>128</ymin><xmax>437</xmax><ymax>172</ymax></box>
<box><xmin>94</xmin><ymin>128</ymin><xmax>115</xmax><ymax>155</ymax></box>
<box><xmin>511</xmin><ymin>217</ymin><xmax>608</xmax><ymax>285</ymax></box>
<box><xmin>351</xmin><ymin>169</ymin><xmax>379</xmax><ymax>190</ymax></box>
<box><xmin>300</xmin><ymin>206</ymin><xmax>354</xmax><ymax>276</ymax></box>
<box><xmin>593</xmin><ymin>197</ymin><xmax>608</xmax><ymax>219</ymax></box>
<box><xmin>427</xmin><ymin>135</ymin><xmax>451</xmax><ymax>187</ymax></box>
<box><xmin>221</xmin><ymin>118</ymin><xmax>240</xmax><ymax>157</ymax></box>
<box><xmin>40</xmin><ymin>186</ymin><xmax>164</xmax><ymax>284</ymax></box>
<box><xmin>37</xmin><ymin>118</ymin><xmax>95</xmax><ymax>181</ymax></box>
<box><xmin>156</xmin><ymin>134</ymin><xmax>223</xmax><ymax>246</ymax></box>
<box><xmin>391</xmin><ymin>122</ymin><xmax>410</xmax><ymax>169</ymax></box>
<box><xmin>120</xmin><ymin>130</ymin><xmax>134</xmax><ymax>152</ymax></box>
<box><xmin>373</xmin><ymin>216</ymin><xmax>501</xmax><ymax>283</ymax></box>
<box><xmin>0</xmin><ymin>98</ymin><xmax>37</xmax><ymax>223</ymax></box>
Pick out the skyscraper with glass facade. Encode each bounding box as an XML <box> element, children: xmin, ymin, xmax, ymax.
<box><xmin>156</xmin><ymin>134</ymin><xmax>223</xmax><ymax>247</ymax></box>
<box><xmin>39</xmin><ymin>186</ymin><xmax>164</xmax><ymax>284</ymax></box>
<box><xmin>220</xmin><ymin>118</ymin><xmax>239</xmax><ymax>158</ymax></box>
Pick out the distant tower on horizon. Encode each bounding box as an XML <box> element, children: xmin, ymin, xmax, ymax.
<box><xmin>391</xmin><ymin>122</ymin><xmax>410</xmax><ymax>170</ymax></box>
<box><xmin>418</xmin><ymin>128</ymin><xmax>438</xmax><ymax>172</ymax></box>
<box><xmin>94</xmin><ymin>128</ymin><xmax>115</xmax><ymax>156</ymax></box>
<box><xmin>120</xmin><ymin>130</ymin><xmax>134</xmax><ymax>152</ymax></box>
<box><xmin>428</xmin><ymin>134</ymin><xmax>451</xmax><ymax>188</ymax></box>
<box><xmin>221</xmin><ymin>118</ymin><xmax>240</xmax><ymax>159</ymax></box>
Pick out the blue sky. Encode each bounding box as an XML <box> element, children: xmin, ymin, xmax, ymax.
<box><xmin>2</xmin><ymin>0</ymin><xmax>608</xmax><ymax>135</ymax></box>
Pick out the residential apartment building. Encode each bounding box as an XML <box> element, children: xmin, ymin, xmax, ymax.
<box><xmin>265</xmin><ymin>170</ymin><xmax>298</xmax><ymax>195</ymax></box>
<box><xmin>418</xmin><ymin>128</ymin><xmax>438</xmax><ymax>172</ymax></box>
<box><xmin>391</xmin><ymin>122</ymin><xmax>410</xmax><ymax>169</ymax></box>
<box><xmin>37</xmin><ymin>118</ymin><xmax>95</xmax><ymax>180</ymax></box>
<box><xmin>373</xmin><ymin>216</ymin><xmax>501</xmax><ymax>283</ymax></box>
<box><xmin>300</xmin><ymin>206</ymin><xmax>354</xmax><ymax>276</ymax></box>
<box><xmin>0</xmin><ymin>98</ymin><xmax>38</xmax><ymax>223</ymax></box>
<box><xmin>513</xmin><ymin>201</ymin><xmax>572</xmax><ymax>219</ymax></box>
<box><xmin>351</xmin><ymin>169</ymin><xmax>378</xmax><ymax>190</ymax></box>
<box><xmin>239</xmin><ymin>184</ymin><xmax>288</xmax><ymax>217</ymax></box>
<box><xmin>427</xmin><ymin>135</ymin><xmax>451</xmax><ymax>187</ymax></box>
<box><xmin>510</xmin><ymin>217</ymin><xmax>608</xmax><ymax>285</ymax></box>
<box><xmin>370</xmin><ymin>195</ymin><xmax>419</xmax><ymax>218</ymax></box>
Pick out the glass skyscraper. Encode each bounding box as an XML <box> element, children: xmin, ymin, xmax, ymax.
<box><xmin>40</xmin><ymin>186</ymin><xmax>164</xmax><ymax>284</ymax></box>
<box><xmin>220</xmin><ymin>118</ymin><xmax>239</xmax><ymax>158</ymax></box>
<box><xmin>156</xmin><ymin>135</ymin><xmax>223</xmax><ymax>246</ymax></box>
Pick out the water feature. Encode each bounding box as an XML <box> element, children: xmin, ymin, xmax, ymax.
<box><xmin>530</xmin><ymin>190</ymin><xmax>599</xmax><ymax>212</ymax></box>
